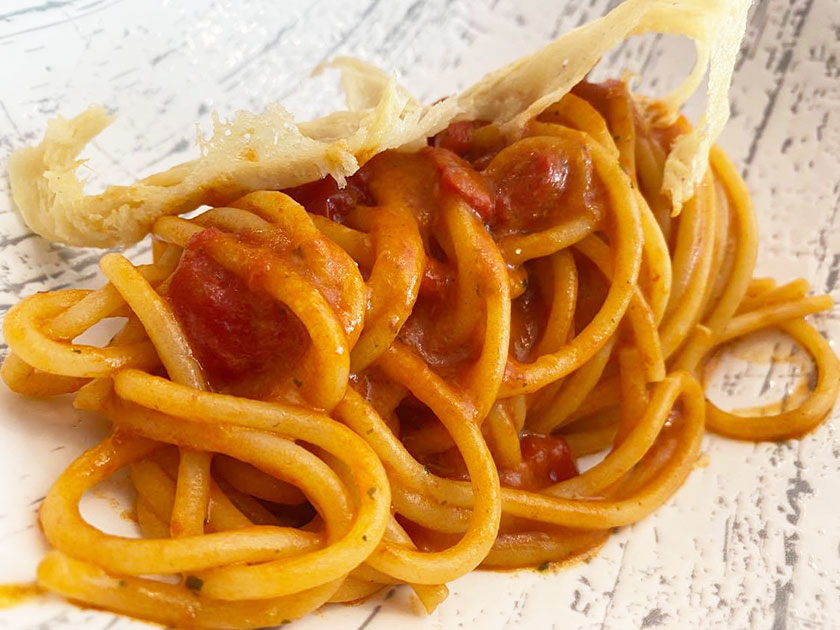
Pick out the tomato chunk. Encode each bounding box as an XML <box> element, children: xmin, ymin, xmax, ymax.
<box><xmin>485</xmin><ymin>136</ymin><xmax>607</xmax><ymax>235</ymax></box>
<box><xmin>499</xmin><ymin>434</ymin><xmax>578</xmax><ymax>491</ymax></box>
<box><xmin>424</xmin><ymin>147</ymin><xmax>495</xmax><ymax>220</ymax></box>
<box><xmin>282</xmin><ymin>172</ymin><xmax>372</xmax><ymax>222</ymax></box>
<box><xmin>399</xmin><ymin>396</ymin><xmax>577</xmax><ymax>491</ymax></box>
<box><xmin>486</xmin><ymin>144</ymin><xmax>570</xmax><ymax>232</ymax></box>
<box><xmin>432</xmin><ymin>121</ymin><xmax>486</xmax><ymax>156</ymax></box>
<box><xmin>408</xmin><ymin>433</ymin><xmax>577</xmax><ymax>490</ymax></box>
<box><xmin>431</xmin><ymin>120</ymin><xmax>505</xmax><ymax>167</ymax></box>
<box><xmin>168</xmin><ymin>228</ymin><xmax>307</xmax><ymax>388</ymax></box>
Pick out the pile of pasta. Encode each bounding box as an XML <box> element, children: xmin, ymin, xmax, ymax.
<box><xmin>3</xmin><ymin>78</ymin><xmax>837</xmax><ymax>628</ymax></box>
<box><xmin>3</xmin><ymin>0</ymin><xmax>839</xmax><ymax>628</ymax></box>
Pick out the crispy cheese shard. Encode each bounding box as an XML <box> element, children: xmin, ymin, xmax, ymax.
<box><xmin>9</xmin><ymin>0</ymin><xmax>752</xmax><ymax>247</ymax></box>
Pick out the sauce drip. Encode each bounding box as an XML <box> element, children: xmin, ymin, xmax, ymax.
<box><xmin>0</xmin><ymin>583</ymin><xmax>41</xmax><ymax>610</ymax></box>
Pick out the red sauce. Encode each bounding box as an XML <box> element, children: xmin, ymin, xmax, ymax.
<box><xmin>419</xmin><ymin>258</ymin><xmax>454</xmax><ymax>297</ymax></box>
<box><xmin>572</xmin><ymin>252</ymin><xmax>609</xmax><ymax>332</ymax></box>
<box><xmin>409</xmin><ymin>433</ymin><xmax>578</xmax><ymax>492</ymax></box>
<box><xmin>282</xmin><ymin>172</ymin><xmax>372</xmax><ymax>222</ymax></box>
<box><xmin>499</xmin><ymin>434</ymin><xmax>578</xmax><ymax>491</ymax></box>
<box><xmin>510</xmin><ymin>279</ymin><xmax>548</xmax><ymax>362</ymax></box>
<box><xmin>398</xmin><ymin>399</ymin><xmax>459</xmax><ymax>463</ymax></box>
<box><xmin>168</xmin><ymin>228</ymin><xmax>307</xmax><ymax>389</ymax></box>
<box><xmin>400</xmin><ymin>398</ymin><xmax>578</xmax><ymax>491</ymax></box>
<box><xmin>409</xmin><ymin>445</ymin><xmax>469</xmax><ymax>481</ymax></box>
<box><xmin>398</xmin><ymin>299</ymin><xmax>480</xmax><ymax>370</ymax></box>
<box><xmin>285</xmin><ymin>126</ymin><xmax>607</xmax><ymax>240</ymax></box>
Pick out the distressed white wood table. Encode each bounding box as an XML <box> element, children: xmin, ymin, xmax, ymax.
<box><xmin>1</xmin><ymin>1</ymin><xmax>839</xmax><ymax>628</ymax></box>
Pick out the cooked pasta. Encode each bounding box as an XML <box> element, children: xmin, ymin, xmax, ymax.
<box><xmin>3</xmin><ymin>78</ymin><xmax>836</xmax><ymax>628</ymax></box>
<box><xmin>2</xmin><ymin>1</ymin><xmax>837</xmax><ymax>628</ymax></box>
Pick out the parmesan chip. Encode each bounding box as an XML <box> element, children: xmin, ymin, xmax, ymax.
<box><xmin>8</xmin><ymin>0</ymin><xmax>752</xmax><ymax>247</ymax></box>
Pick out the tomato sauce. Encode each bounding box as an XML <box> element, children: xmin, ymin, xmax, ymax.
<box><xmin>499</xmin><ymin>434</ymin><xmax>578</xmax><ymax>490</ymax></box>
<box><xmin>272</xmin><ymin>107</ymin><xmax>610</xmax><ymax>380</ymax></box>
<box><xmin>572</xmin><ymin>252</ymin><xmax>609</xmax><ymax>333</ymax></box>
<box><xmin>168</xmin><ymin>228</ymin><xmax>307</xmax><ymax>390</ymax></box>
<box><xmin>399</xmin><ymin>398</ymin><xmax>577</xmax><ymax>491</ymax></box>
<box><xmin>409</xmin><ymin>432</ymin><xmax>578</xmax><ymax>491</ymax></box>
<box><xmin>509</xmin><ymin>278</ymin><xmax>549</xmax><ymax>362</ymax></box>
<box><xmin>284</xmin><ymin>122</ymin><xmax>608</xmax><ymax>241</ymax></box>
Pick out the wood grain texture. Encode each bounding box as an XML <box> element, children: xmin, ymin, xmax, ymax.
<box><xmin>0</xmin><ymin>1</ymin><xmax>839</xmax><ymax>628</ymax></box>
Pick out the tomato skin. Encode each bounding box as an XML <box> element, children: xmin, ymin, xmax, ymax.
<box><xmin>499</xmin><ymin>434</ymin><xmax>578</xmax><ymax>491</ymax></box>
<box><xmin>424</xmin><ymin>147</ymin><xmax>495</xmax><ymax>220</ymax></box>
<box><xmin>167</xmin><ymin>228</ymin><xmax>307</xmax><ymax>388</ymax></box>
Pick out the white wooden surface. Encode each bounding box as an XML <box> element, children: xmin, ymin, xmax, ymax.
<box><xmin>1</xmin><ymin>1</ymin><xmax>839</xmax><ymax>628</ymax></box>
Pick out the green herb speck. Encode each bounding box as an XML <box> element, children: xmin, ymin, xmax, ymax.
<box><xmin>185</xmin><ymin>576</ymin><xmax>204</xmax><ymax>591</ymax></box>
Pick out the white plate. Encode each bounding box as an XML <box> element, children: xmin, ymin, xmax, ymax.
<box><xmin>1</xmin><ymin>1</ymin><xmax>839</xmax><ymax>628</ymax></box>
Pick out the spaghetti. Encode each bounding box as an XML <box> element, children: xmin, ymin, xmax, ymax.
<box><xmin>3</xmin><ymin>6</ymin><xmax>839</xmax><ymax>630</ymax></box>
